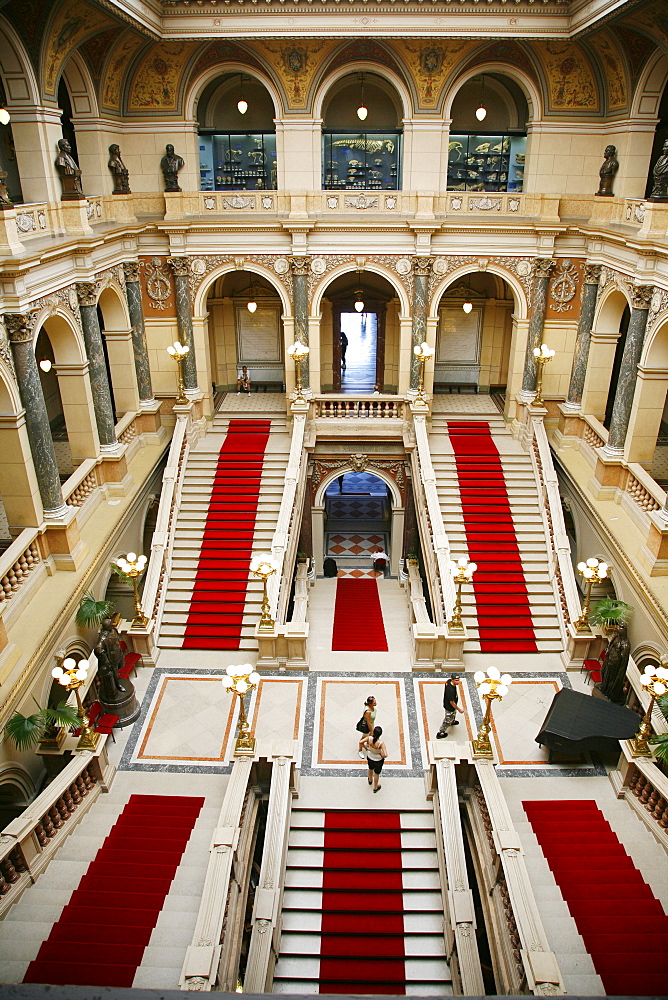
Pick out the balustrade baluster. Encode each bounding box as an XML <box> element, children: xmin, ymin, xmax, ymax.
<box><xmin>10</xmin><ymin>847</ymin><xmax>27</xmax><ymax>874</ymax></box>
<box><xmin>56</xmin><ymin>797</ymin><xmax>70</xmax><ymax>822</ymax></box>
<box><xmin>63</xmin><ymin>788</ymin><xmax>75</xmax><ymax>814</ymax></box>
<box><xmin>0</xmin><ymin>872</ymin><xmax>8</xmax><ymax>896</ymax></box>
<box><xmin>639</xmin><ymin>779</ymin><xmax>652</xmax><ymax>806</ymax></box>
<box><xmin>76</xmin><ymin>776</ymin><xmax>87</xmax><ymax>799</ymax></box>
<box><xmin>70</xmin><ymin>780</ymin><xmax>82</xmax><ymax>806</ymax></box>
<box><xmin>651</xmin><ymin>793</ymin><xmax>666</xmax><ymax>822</ymax></box>
<box><xmin>646</xmin><ymin>788</ymin><xmax>659</xmax><ymax>814</ymax></box>
<box><xmin>82</xmin><ymin>767</ymin><xmax>95</xmax><ymax>790</ymax></box>
<box><xmin>48</xmin><ymin>806</ymin><xmax>62</xmax><ymax>830</ymax></box>
<box><xmin>1</xmin><ymin>856</ymin><xmax>18</xmax><ymax>884</ymax></box>
<box><xmin>34</xmin><ymin>822</ymin><xmax>48</xmax><ymax>847</ymax></box>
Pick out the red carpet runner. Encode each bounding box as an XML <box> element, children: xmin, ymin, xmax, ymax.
<box><xmin>183</xmin><ymin>419</ymin><xmax>270</xmax><ymax>650</ymax></box>
<box><xmin>24</xmin><ymin>794</ymin><xmax>203</xmax><ymax>987</ymax></box>
<box><xmin>320</xmin><ymin>811</ymin><xmax>405</xmax><ymax>994</ymax></box>
<box><xmin>448</xmin><ymin>421</ymin><xmax>537</xmax><ymax>653</ymax></box>
<box><xmin>524</xmin><ymin>799</ymin><xmax>668</xmax><ymax>996</ymax></box>
<box><xmin>331</xmin><ymin>578</ymin><xmax>388</xmax><ymax>651</ymax></box>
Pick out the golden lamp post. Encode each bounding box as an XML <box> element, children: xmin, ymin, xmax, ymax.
<box><xmin>447</xmin><ymin>557</ymin><xmax>477</xmax><ymax>634</ymax></box>
<box><xmin>117</xmin><ymin>551</ymin><xmax>149</xmax><ymax>629</ymax></box>
<box><xmin>532</xmin><ymin>343</ymin><xmax>555</xmax><ymax>407</ymax></box>
<box><xmin>413</xmin><ymin>341</ymin><xmax>435</xmax><ymax>407</ymax></box>
<box><xmin>250</xmin><ymin>553</ymin><xmax>279</xmax><ymax>632</ymax></box>
<box><xmin>52</xmin><ymin>657</ymin><xmax>100</xmax><ymax>751</ymax></box>
<box><xmin>167</xmin><ymin>341</ymin><xmax>190</xmax><ymax>405</ymax></box>
<box><xmin>222</xmin><ymin>664</ymin><xmax>261</xmax><ymax>757</ymax></box>
<box><xmin>471</xmin><ymin>666</ymin><xmax>513</xmax><ymax>759</ymax></box>
<box><xmin>573</xmin><ymin>557</ymin><xmax>608</xmax><ymax>633</ymax></box>
<box><xmin>287</xmin><ymin>341</ymin><xmax>310</xmax><ymax>403</ymax></box>
<box><xmin>629</xmin><ymin>663</ymin><xmax>668</xmax><ymax>757</ymax></box>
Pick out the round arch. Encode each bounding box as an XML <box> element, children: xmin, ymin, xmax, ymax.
<box><xmin>0</xmin><ymin>763</ymin><xmax>35</xmax><ymax>807</ymax></box>
<box><xmin>0</xmin><ymin>16</ymin><xmax>40</xmax><ymax>107</ymax></box>
<box><xmin>312</xmin><ymin>62</ymin><xmax>413</xmax><ymax>121</ymax></box>
<box><xmin>311</xmin><ymin>261</ymin><xmax>409</xmax><ymax>318</ymax></box>
<box><xmin>630</xmin><ymin>48</ymin><xmax>668</xmax><ymax>120</ymax></box>
<box><xmin>97</xmin><ymin>279</ymin><xmax>131</xmax><ymax>330</ymax></box>
<box><xmin>32</xmin><ymin>306</ymin><xmax>86</xmax><ymax>364</ymax></box>
<box><xmin>313</xmin><ymin>465</ymin><xmax>402</xmax><ymax>509</ymax></box>
<box><xmin>443</xmin><ymin>62</ymin><xmax>542</xmax><ymax>121</ymax></box>
<box><xmin>429</xmin><ymin>263</ymin><xmax>528</xmax><ymax>320</ymax></box>
<box><xmin>592</xmin><ymin>283</ymin><xmax>632</xmax><ymax>333</ymax></box>
<box><xmin>641</xmin><ymin>312</ymin><xmax>668</xmax><ymax>369</ymax></box>
<box><xmin>194</xmin><ymin>261</ymin><xmax>292</xmax><ymax>319</ymax></box>
<box><xmin>59</xmin><ymin>50</ymin><xmax>99</xmax><ymax>120</ymax></box>
<box><xmin>185</xmin><ymin>62</ymin><xmax>284</xmax><ymax>123</ymax></box>
<box><xmin>0</xmin><ymin>362</ymin><xmax>22</xmax><ymax>414</ymax></box>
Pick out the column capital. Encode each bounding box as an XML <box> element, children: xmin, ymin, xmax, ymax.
<box><xmin>584</xmin><ymin>263</ymin><xmax>602</xmax><ymax>285</ymax></box>
<box><xmin>76</xmin><ymin>281</ymin><xmax>99</xmax><ymax>307</ymax></box>
<box><xmin>4</xmin><ymin>312</ymin><xmax>37</xmax><ymax>342</ymax></box>
<box><xmin>630</xmin><ymin>284</ymin><xmax>653</xmax><ymax>310</ymax></box>
<box><xmin>168</xmin><ymin>257</ymin><xmax>189</xmax><ymax>278</ymax></box>
<box><xmin>123</xmin><ymin>261</ymin><xmax>140</xmax><ymax>283</ymax></box>
<box><xmin>412</xmin><ymin>256</ymin><xmax>434</xmax><ymax>277</ymax></box>
<box><xmin>534</xmin><ymin>258</ymin><xmax>556</xmax><ymax>280</ymax></box>
<box><xmin>289</xmin><ymin>256</ymin><xmax>310</xmax><ymax>277</ymax></box>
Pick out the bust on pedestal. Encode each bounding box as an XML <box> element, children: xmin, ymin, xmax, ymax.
<box><xmin>55</xmin><ymin>139</ymin><xmax>84</xmax><ymax>200</ymax></box>
<box><xmin>595</xmin><ymin>145</ymin><xmax>618</xmax><ymax>197</ymax></box>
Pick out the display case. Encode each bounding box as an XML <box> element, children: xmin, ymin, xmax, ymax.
<box><xmin>198</xmin><ymin>132</ymin><xmax>277</xmax><ymax>191</ymax></box>
<box><xmin>447</xmin><ymin>132</ymin><xmax>526</xmax><ymax>193</ymax></box>
<box><xmin>322</xmin><ymin>131</ymin><xmax>401</xmax><ymax>190</ymax></box>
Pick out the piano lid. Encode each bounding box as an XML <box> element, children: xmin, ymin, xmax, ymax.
<box><xmin>536</xmin><ymin>687</ymin><xmax>639</xmax><ymax>745</ymax></box>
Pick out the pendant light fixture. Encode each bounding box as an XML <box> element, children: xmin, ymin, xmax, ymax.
<box><xmin>462</xmin><ymin>276</ymin><xmax>473</xmax><ymax>314</ymax></box>
<box><xmin>237</xmin><ymin>74</ymin><xmax>248</xmax><ymax>115</ymax></box>
<box><xmin>39</xmin><ymin>358</ymin><xmax>52</xmax><ymax>372</ymax></box>
<box><xmin>356</xmin><ymin>73</ymin><xmax>368</xmax><ymax>122</ymax></box>
<box><xmin>247</xmin><ymin>280</ymin><xmax>258</xmax><ymax>313</ymax></box>
<box><xmin>0</xmin><ymin>107</ymin><xmax>10</xmax><ymax>126</ymax></box>
<box><xmin>475</xmin><ymin>74</ymin><xmax>487</xmax><ymax>123</ymax></box>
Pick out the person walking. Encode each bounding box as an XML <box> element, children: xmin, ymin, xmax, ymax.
<box><xmin>436</xmin><ymin>675</ymin><xmax>464</xmax><ymax>738</ymax></box>
<box><xmin>340</xmin><ymin>331</ymin><xmax>348</xmax><ymax>369</ymax></box>
<box><xmin>357</xmin><ymin>696</ymin><xmax>377</xmax><ymax>757</ymax></box>
<box><xmin>360</xmin><ymin>725</ymin><xmax>387</xmax><ymax>792</ymax></box>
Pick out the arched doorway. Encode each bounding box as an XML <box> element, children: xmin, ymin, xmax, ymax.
<box><xmin>206</xmin><ymin>270</ymin><xmax>285</xmax><ymax>394</ymax></box>
<box><xmin>323</xmin><ymin>471</ymin><xmax>392</xmax><ymax>577</ymax></box>
<box><xmin>196</xmin><ymin>73</ymin><xmax>277</xmax><ymax>191</ymax></box>
<box><xmin>322</xmin><ymin>271</ymin><xmax>399</xmax><ymax>392</ymax></box>
<box><xmin>583</xmin><ymin>288</ymin><xmax>631</xmax><ymax>424</ymax></box>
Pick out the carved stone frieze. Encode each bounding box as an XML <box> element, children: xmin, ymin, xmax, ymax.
<box><xmin>311</xmin><ymin>456</ymin><xmax>406</xmax><ymax>500</ymax></box>
<box><xmin>305</xmin><ymin>254</ymin><xmax>414</xmax><ymax>302</ymax></box>
<box><xmin>427</xmin><ymin>254</ymin><xmax>535</xmax><ymax>307</ymax></box>
<box><xmin>185</xmin><ymin>254</ymin><xmax>292</xmax><ymax>301</ymax></box>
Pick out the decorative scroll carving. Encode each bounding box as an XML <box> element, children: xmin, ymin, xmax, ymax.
<box><xmin>584</xmin><ymin>263</ymin><xmax>602</xmax><ymax>285</ymax></box>
<box><xmin>0</xmin><ymin>332</ymin><xmax>15</xmax><ymax>379</ymax></box>
<box><xmin>469</xmin><ymin>196</ymin><xmax>502</xmax><ymax>211</ymax></box>
<box><xmin>289</xmin><ymin>256</ymin><xmax>310</xmax><ymax>277</ymax></box>
<box><xmin>412</xmin><ymin>257</ymin><xmax>434</xmax><ymax>278</ymax></box>
<box><xmin>550</xmin><ymin>259</ymin><xmax>579</xmax><ymax>312</ymax></box>
<box><xmin>222</xmin><ymin>195</ymin><xmax>255</xmax><ymax>210</ymax></box>
<box><xmin>168</xmin><ymin>257</ymin><xmax>189</xmax><ymax>278</ymax></box>
<box><xmin>143</xmin><ymin>258</ymin><xmax>172</xmax><ymax>310</ymax></box>
<box><xmin>76</xmin><ymin>282</ymin><xmax>98</xmax><ymax>308</ymax></box>
<box><xmin>345</xmin><ymin>194</ymin><xmax>378</xmax><ymax>210</ymax></box>
<box><xmin>534</xmin><ymin>258</ymin><xmax>555</xmax><ymax>281</ymax></box>
<box><xmin>311</xmin><ymin>457</ymin><xmax>406</xmax><ymax>500</ymax></box>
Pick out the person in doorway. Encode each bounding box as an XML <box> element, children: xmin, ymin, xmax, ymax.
<box><xmin>340</xmin><ymin>330</ymin><xmax>348</xmax><ymax>369</ymax></box>
<box><xmin>237</xmin><ymin>365</ymin><xmax>251</xmax><ymax>394</ymax></box>
<box><xmin>368</xmin><ymin>546</ymin><xmax>389</xmax><ymax>576</ymax></box>
<box><xmin>337</xmin><ymin>474</ymin><xmax>344</xmax><ymax>494</ymax></box>
<box><xmin>436</xmin><ymin>675</ymin><xmax>464</xmax><ymax>738</ymax></box>
<box><xmin>360</xmin><ymin>725</ymin><xmax>387</xmax><ymax>792</ymax></box>
<box><xmin>357</xmin><ymin>695</ymin><xmax>377</xmax><ymax>756</ymax></box>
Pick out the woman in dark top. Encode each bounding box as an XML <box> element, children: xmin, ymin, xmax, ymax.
<box><xmin>436</xmin><ymin>675</ymin><xmax>464</xmax><ymax>738</ymax></box>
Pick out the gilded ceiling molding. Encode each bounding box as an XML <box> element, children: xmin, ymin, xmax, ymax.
<box><xmin>41</xmin><ymin>0</ymin><xmax>115</xmax><ymax>97</ymax></box>
<box><xmin>127</xmin><ymin>39</ymin><xmax>197</xmax><ymax>112</ymax></box>
<box><xmin>100</xmin><ymin>28</ymin><xmax>148</xmax><ymax>111</ymax></box>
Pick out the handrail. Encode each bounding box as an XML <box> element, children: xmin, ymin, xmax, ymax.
<box><xmin>268</xmin><ymin>409</ymin><xmax>307</xmax><ymax>624</ymax></box>
<box><xmin>412</xmin><ymin>412</ymin><xmax>456</xmax><ymax>621</ymax></box>
<box><xmin>289</xmin><ymin>562</ymin><xmax>310</xmax><ymax>623</ymax></box>
<box><xmin>405</xmin><ymin>561</ymin><xmax>431</xmax><ymax>623</ymax></box>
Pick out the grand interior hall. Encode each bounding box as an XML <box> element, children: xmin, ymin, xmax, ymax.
<box><xmin>1</xmin><ymin>0</ymin><xmax>668</xmax><ymax>996</ymax></box>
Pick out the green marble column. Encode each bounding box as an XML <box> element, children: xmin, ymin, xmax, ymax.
<box><xmin>564</xmin><ymin>264</ymin><xmax>601</xmax><ymax>411</ymax></box>
<box><xmin>410</xmin><ymin>257</ymin><xmax>433</xmax><ymax>389</ymax></box>
<box><xmin>76</xmin><ymin>282</ymin><xmax>118</xmax><ymax>449</ymax></box>
<box><xmin>290</xmin><ymin>257</ymin><xmax>310</xmax><ymax>390</ymax></box>
<box><xmin>604</xmin><ymin>284</ymin><xmax>653</xmax><ymax>456</ymax></box>
<box><xmin>520</xmin><ymin>258</ymin><xmax>555</xmax><ymax>396</ymax></box>
<box><xmin>5</xmin><ymin>313</ymin><xmax>68</xmax><ymax>518</ymax></box>
<box><xmin>123</xmin><ymin>262</ymin><xmax>154</xmax><ymax>403</ymax></box>
<box><xmin>168</xmin><ymin>257</ymin><xmax>198</xmax><ymax>391</ymax></box>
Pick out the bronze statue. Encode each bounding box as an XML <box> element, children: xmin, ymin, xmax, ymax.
<box><xmin>648</xmin><ymin>139</ymin><xmax>668</xmax><ymax>203</ymax></box>
<box><xmin>0</xmin><ymin>169</ymin><xmax>12</xmax><ymax>208</ymax></box>
<box><xmin>108</xmin><ymin>143</ymin><xmax>131</xmax><ymax>194</ymax></box>
<box><xmin>94</xmin><ymin>616</ymin><xmax>126</xmax><ymax>704</ymax></box>
<box><xmin>599</xmin><ymin>624</ymin><xmax>631</xmax><ymax>705</ymax></box>
<box><xmin>160</xmin><ymin>143</ymin><xmax>185</xmax><ymax>192</ymax></box>
<box><xmin>596</xmin><ymin>144</ymin><xmax>618</xmax><ymax>197</ymax></box>
<box><xmin>55</xmin><ymin>138</ymin><xmax>84</xmax><ymax>200</ymax></box>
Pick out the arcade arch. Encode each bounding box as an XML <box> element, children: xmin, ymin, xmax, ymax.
<box><xmin>582</xmin><ymin>286</ymin><xmax>632</xmax><ymax>424</ymax></box>
<box><xmin>97</xmin><ymin>282</ymin><xmax>137</xmax><ymax>417</ymax></box>
<box><xmin>625</xmin><ymin>313</ymin><xmax>668</xmax><ymax>470</ymax></box>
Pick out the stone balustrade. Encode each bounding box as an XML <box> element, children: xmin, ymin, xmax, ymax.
<box><xmin>0</xmin><ymin>529</ymin><xmax>45</xmax><ymax>625</ymax></box>
<box><xmin>314</xmin><ymin>396</ymin><xmax>405</xmax><ymax>421</ymax></box>
<box><xmin>61</xmin><ymin>459</ymin><xmax>99</xmax><ymax>509</ymax></box>
<box><xmin>610</xmin><ymin>742</ymin><xmax>668</xmax><ymax>852</ymax></box>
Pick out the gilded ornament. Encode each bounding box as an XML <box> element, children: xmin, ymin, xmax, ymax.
<box><xmin>550</xmin><ymin>259</ymin><xmax>579</xmax><ymax>312</ymax></box>
<box><xmin>143</xmin><ymin>258</ymin><xmax>171</xmax><ymax>310</ymax></box>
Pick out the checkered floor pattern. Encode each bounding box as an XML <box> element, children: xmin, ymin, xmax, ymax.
<box><xmin>328</xmin><ymin>498</ymin><xmax>387</xmax><ymax>520</ymax></box>
<box><xmin>326</xmin><ymin>532</ymin><xmax>388</xmax><ymax>558</ymax></box>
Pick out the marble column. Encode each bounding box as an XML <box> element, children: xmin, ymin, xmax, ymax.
<box><xmin>289</xmin><ymin>256</ymin><xmax>310</xmax><ymax>390</ymax></box>
<box><xmin>168</xmin><ymin>257</ymin><xmax>198</xmax><ymax>392</ymax></box>
<box><xmin>123</xmin><ymin>262</ymin><xmax>155</xmax><ymax>403</ymax></box>
<box><xmin>564</xmin><ymin>264</ymin><xmax>601</xmax><ymax>410</ymax></box>
<box><xmin>76</xmin><ymin>283</ymin><xmax>118</xmax><ymax>450</ymax></box>
<box><xmin>520</xmin><ymin>258</ymin><xmax>555</xmax><ymax>396</ymax></box>
<box><xmin>5</xmin><ymin>313</ymin><xmax>68</xmax><ymax>518</ymax></box>
<box><xmin>603</xmin><ymin>284</ymin><xmax>654</xmax><ymax>457</ymax></box>
<box><xmin>410</xmin><ymin>257</ymin><xmax>433</xmax><ymax>389</ymax></box>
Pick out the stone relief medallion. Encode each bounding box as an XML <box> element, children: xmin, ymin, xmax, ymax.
<box><xmin>450</xmin><ymin>197</ymin><xmax>463</xmax><ymax>211</ymax></box>
<box><xmin>550</xmin><ymin>259</ymin><xmax>579</xmax><ymax>312</ymax></box>
<box><xmin>651</xmin><ymin>290</ymin><xmax>662</xmax><ymax>314</ymax></box>
<box><xmin>144</xmin><ymin>257</ymin><xmax>171</xmax><ymax>310</ymax></box>
<box><xmin>310</xmin><ymin>257</ymin><xmax>326</xmax><ymax>275</ymax></box>
<box><xmin>327</xmin><ymin>196</ymin><xmax>339</xmax><ymax>210</ymax></box>
<box><xmin>261</xmin><ymin>196</ymin><xmax>274</xmax><ymax>210</ymax></box>
<box><xmin>222</xmin><ymin>195</ymin><xmax>254</xmax><ymax>210</ymax></box>
<box><xmin>68</xmin><ymin>287</ymin><xmax>78</xmax><ymax>312</ymax></box>
<box><xmin>273</xmin><ymin>257</ymin><xmax>289</xmax><ymax>275</ymax></box>
<box><xmin>204</xmin><ymin>196</ymin><xmax>216</xmax><ymax>210</ymax></box>
<box><xmin>508</xmin><ymin>199</ymin><xmax>520</xmax><ymax>212</ymax></box>
<box><xmin>385</xmin><ymin>196</ymin><xmax>397</xmax><ymax>210</ymax></box>
<box><xmin>396</xmin><ymin>258</ymin><xmax>412</xmax><ymax>275</ymax></box>
<box><xmin>190</xmin><ymin>258</ymin><xmax>206</xmax><ymax>276</ymax></box>
<box><xmin>516</xmin><ymin>260</ymin><xmax>532</xmax><ymax>277</ymax></box>
<box><xmin>345</xmin><ymin>194</ymin><xmax>378</xmax><ymax>210</ymax></box>
<box><xmin>469</xmin><ymin>196</ymin><xmax>501</xmax><ymax>211</ymax></box>
<box><xmin>634</xmin><ymin>203</ymin><xmax>645</xmax><ymax>223</ymax></box>
<box><xmin>432</xmin><ymin>258</ymin><xmax>448</xmax><ymax>275</ymax></box>
<box><xmin>16</xmin><ymin>213</ymin><xmax>35</xmax><ymax>232</ymax></box>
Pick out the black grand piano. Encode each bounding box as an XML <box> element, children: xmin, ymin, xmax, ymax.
<box><xmin>536</xmin><ymin>687</ymin><xmax>639</xmax><ymax>763</ymax></box>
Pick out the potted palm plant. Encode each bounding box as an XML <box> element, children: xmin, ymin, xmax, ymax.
<box><xmin>3</xmin><ymin>698</ymin><xmax>80</xmax><ymax>752</ymax></box>
<box><xmin>589</xmin><ymin>597</ymin><xmax>633</xmax><ymax>634</ymax></box>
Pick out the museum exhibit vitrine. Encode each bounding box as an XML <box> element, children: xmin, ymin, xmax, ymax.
<box><xmin>198</xmin><ymin>133</ymin><xmax>277</xmax><ymax>191</ymax></box>
<box><xmin>447</xmin><ymin>132</ymin><xmax>526</xmax><ymax>192</ymax></box>
<box><xmin>322</xmin><ymin>131</ymin><xmax>402</xmax><ymax>190</ymax></box>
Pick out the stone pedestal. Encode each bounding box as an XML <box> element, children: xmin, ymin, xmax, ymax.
<box><xmin>0</xmin><ymin>207</ymin><xmax>27</xmax><ymax>256</ymax></box>
<box><xmin>589</xmin><ymin>446</ymin><xmax>625</xmax><ymax>500</ymax></box>
<box><xmin>638</xmin><ymin>508</ymin><xmax>668</xmax><ymax>576</ymax></box>
<box><xmin>100</xmin><ymin>676</ymin><xmax>140</xmax><ymax>728</ymax></box>
<box><xmin>636</xmin><ymin>202</ymin><xmax>668</xmax><ymax>241</ymax></box>
<box><xmin>109</xmin><ymin>192</ymin><xmax>137</xmax><ymax>225</ymax></box>
<box><xmin>97</xmin><ymin>444</ymin><xmax>131</xmax><ymax>495</ymax></box>
<box><xmin>120</xmin><ymin>618</ymin><xmax>159</xmax><ymax>667</ymax></box>
<box><xmin>60</xmin><ymin>200</ymin><xmax>94</xmax><ymax>236</ymax></box>
<box><xmin>42</xmin><ymin>505</ymin><xmax>88</xmax><ymax>571</ymax></box>
<box><xmin>561</xmin><ymin>622</ymin><xmax>601</xmax><ymax>670</ymax></box>
<box><xmin>554</xmin><ymin>402</ymin><xmax>584</xmax><ymax>449</ymax></box>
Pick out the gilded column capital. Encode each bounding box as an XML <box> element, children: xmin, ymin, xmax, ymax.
<box><xmin>4</xmin><ymin>312</ymin><xmax>37</xmax><ymax>342</ymax></box>
<box><xmin>412</xmin><ymin>256</ymin><xmax>434</xmax><ymax>277</ymax></box>
<box><xmin>630</xmin><ymin>284</ymin><xmax>653</xmax><ymax>310</ymax></box>
<box><xmin>534</xmin><ymin>258</ymin><xmax>556</xmax><ymax>281</ymax></box>
<box><xmin>123</xmin><ymin>261</ymin><xmax>141</xmax><ymax>283</ymax></box>
<box><xmin>76</xmin><ymin>282</ymin><xmax>98</xmax><ymax>307</ymax></box>
<box><xmin>289</xmin><ymin>256</ymin><xmax>310</xmax><ymax>277</ymax></box>
<box><xmin>584</xmin><ymin>263</ymin><xmax>602</xmax><ymax>285</ymax></box>
<box><xmin>168</xmin><ymin>257</ymin><xmax>189</xmax><ymax>278</ymax></box>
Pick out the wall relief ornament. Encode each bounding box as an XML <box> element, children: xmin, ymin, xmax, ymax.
<box><xmin>646</xmin><ymin>289</ymin><xmax>668</xmax><ymax>336</ymax></box>
<box><xmin>345</xmin><ymin>194</ymin><xmax>378</xmax><ymax>210</ymax></box>
<box><xmin>304</xmin><ymin>254</ymin><xmax>414</xmax><ymax>302</ymax></box>
<box><xmin>4</xmin><ymin>313</ymin><xmax>37</xmax><ymax>343</ymax></box>
<box><xmin>0</xmin><ymin>326</ymin><xmax>16</xmax><ymax>379</ymax></box>
<box><xmin>273</xmin><ymin>258</ymin><xmax>290</xmax><ymax>275</ymax></box>
<box><xmin>76</xmin><ymin>282</ymin><xmax>99</xmax><ymax>308</ymax></box>
<box><xmin>469</xmin><ymin>196</ymin><xmax>502</xmax><ymax>211</ymax></box>
<box><xmin>185</xmin><ymin>254</ymin><xmax>292</xmax><ymax>301</ymax></box>
<box><xmin>143</xmin><ymin>258</ymin><xmax>172</xmax><ymax>310</ymax></box>
<box><xmin>584</xmin><ymin>263</ymin><xmax>602</xmax><ymax>285</ymax></box>
<box><xmin>549</xmin><ymin>259</ymin><xmax>579</xmax><ymax>312</ymax></box>
<box><xmin>311</xmin><ymin>457</ymin><xmax>406</xmax><ymax>499</ymax></box>
<box><xmin>222</xmin><ymin>195</ymin><xmax>255</xmax><ymax>211</ymax></box>
<box><xmin>534</xmin><ymin>258</ymin><xmax>556</xmax><ymax>281</ymax></box>
<box><xmin>123</xmin><ymin>262</ymin><xmax>140</xmax><ymax>284</ymax></box>
<box><xmin>631</xmin><ymin>285</ymin><xmax>654</xmax><ymax>310</ymax></box>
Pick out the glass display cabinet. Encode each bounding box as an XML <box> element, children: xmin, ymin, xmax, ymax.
<box><xmin>322</xmin><ymin>131</ymin><xmax>402</xmax><ymax>190</ymax></box>
<box><xmin>198</xmin><ymin>132</ymin><xmax>277</xmax><ymax>191</ymax></box>
<box><xmin>447</xmin><ymin>132</ymin><xmax>526</xmax><ymax>193</ymax></box>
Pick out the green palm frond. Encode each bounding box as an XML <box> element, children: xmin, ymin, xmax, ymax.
<box><xmin>75</xmin><ymin>591</ymin><xmax>115</xmax><ymax>628</ymax></box>
<box><xmin>3</xmin><ymin>702</ymin><xmax>80</xmax><ymax>752</ymax></box>
<box><xmin>649</xmin><ymin>732</ymin><xmax>668</xmax><ymax>765</ymax></box>
<box><xmin>44</xmin><ymin>703</ymin><xmax>80</xmax><ymax>729</ymax></box>
<box><xmin>110</xmin><ymin>563</ymin><xmax>132</xmax><ymax>585</ymax></box>
<box><xmin>589</xmin><ymin>598</ymin><xmax>633</xmax><ymax>627</ymax></box>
